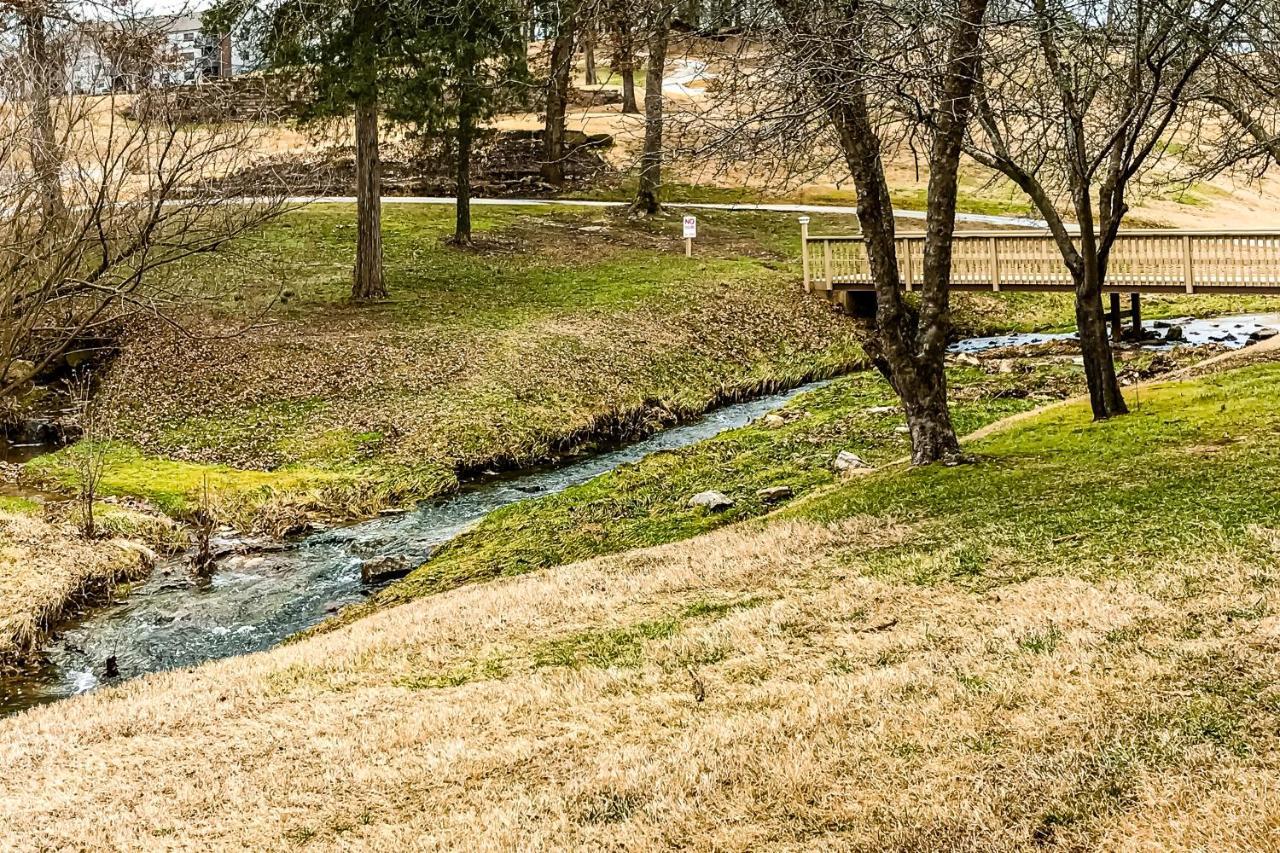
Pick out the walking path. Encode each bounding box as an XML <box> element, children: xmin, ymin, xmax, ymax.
<box><xmin>266</xmin><ymin>194</ymin><xmax>1053</xmax><ymax>230</ymax></box>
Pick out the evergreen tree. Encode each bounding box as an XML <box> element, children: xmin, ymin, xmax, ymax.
<box><xmin>388</xmin><ymin>0</ymin><xmax>529</xmax><ymax>244</ymax></box>
<box><xmin>207</xmin><ymin>0</ymin><xmax>399</xmax><ymax>300</ymax></box>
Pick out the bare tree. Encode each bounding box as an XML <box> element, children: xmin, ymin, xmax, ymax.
<box><xmin>0</xmin><ymin>10</ymin><xmax>291</xmax><ymax>402</ymax></box>
<box><xmin>542</xmin><ymin>0</ymin><xmax>581</xmax><ymax>186</ymax></box>
<box><xmin>761</xmin><ymin>0</ymin><xmax>990</xmax><ymax>463</ymax></box>
<box><xmin>967</xmin><ymin>0</ymin><xmax>1255</xmax><ymax>419</ymax></box>
<box><xmin>8</xmin><ymin>1</ymin><xmax>67</xmax><ymax>225</ymax></box>
<box><xmin>1200</xmin><ymin>4</ymin><xmax>1280</xmax><ymax>166</ymax></box>
<box><xmin>67</xmin><ymin>373</ymin><xmax>106</xmax><ymax>538</ymax></box>
<box><xmin>582</xmin><ymin>19</ymin><xmax>599</xmax><ymax>85</ymax></box>
<box><xmin>605</xmin><ymin>2</ymin><xmax>640</xmax><ymax>114</ymax></box>
<box><xmin>632</xmin><ymin>1</ymin><xmax>674</xmax><ymax>214</ymax></box>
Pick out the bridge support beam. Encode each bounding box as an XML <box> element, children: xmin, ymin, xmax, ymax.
<box><xmin>1131</xmin><ymin>294</ymin><xmax>1142</xmax><ymax>339</ymax></box>
<box><xmin>1109</xmin><ymin>294</ymin><xmax>1123</xmax><ymax>341</ymax></box>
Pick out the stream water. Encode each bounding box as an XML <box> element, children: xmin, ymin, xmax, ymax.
<box><xmin>4</xmin><ymin>311</ymin><xmax>1280</xmax><ymax>717</ymax></box>
<box><xmin>0</xmin><ymin>383</ymin><xmax>826</xmax><ymax>715</ymax></box>
<box><xmin>951</xmin><ymin>313</ymin><xmax>1280</xmax><ymax>353</ymax></box>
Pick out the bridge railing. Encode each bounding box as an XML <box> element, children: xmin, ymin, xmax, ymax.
<box><xmin>799</xmin><ymin>225</ymin><xmax>1280</xmax><ymax>295</ymax></box>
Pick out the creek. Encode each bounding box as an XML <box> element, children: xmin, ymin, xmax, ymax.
<box><xmin>4</xmin><ymin>311</ymin><xmax>1279</xmax><ymax>716</ymax></box>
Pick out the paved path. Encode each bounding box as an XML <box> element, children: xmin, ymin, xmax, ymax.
<box><xmin>268</xmin><ymin>194</ymin><xmax>1053</xmax><ymax>230</ymax></box>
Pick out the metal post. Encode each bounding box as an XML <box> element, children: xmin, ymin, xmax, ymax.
<box><xmin>799</xmin><ymin>216</ymin><xmax>811</xmax><ymax>292</ymax></box>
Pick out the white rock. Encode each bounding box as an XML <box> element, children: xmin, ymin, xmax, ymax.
<box><xmin>688</xmin><ymin>491</ymin><xmax>734</xmax><ymax>511</ymax></box>
<box><xmin>833</xmin><ymin>450</ymin><xmax>870</xmax><ymax>472</ymax></box>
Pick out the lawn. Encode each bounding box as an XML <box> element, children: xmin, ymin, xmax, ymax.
<box><xmin>27</xmin><ymin>203</ymin><xmax>866</xmax><ymax>530</ymax></box>
<box><xmin>24</xmin><ymin>200</ymin><xmax>1277</xmax><ymax>533</ymax></box>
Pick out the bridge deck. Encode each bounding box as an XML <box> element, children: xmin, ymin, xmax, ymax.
<box><xmin>800</xmin><ymin>229</ymin><xmax>1280</xmax><ymax>295</ymax></box>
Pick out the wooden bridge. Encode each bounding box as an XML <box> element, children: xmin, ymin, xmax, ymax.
<box><xmin>800</xmin><ymin>223</ymin><xmax>1280</xmax><ymax>295</ymax></box>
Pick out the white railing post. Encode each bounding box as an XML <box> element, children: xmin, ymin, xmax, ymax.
<box><xmin>1182</xmin><ymin>235</ymin><xmax>1195</xmax><ymax>294</ymax></box>
<box><xmin>799</xmin><ymin>216</ymin><xmax>811</xmax><ymax>292</ymax></box>
<box><xmin>903</xmin><ymin>239</ymin><xmax>913</xmax><ymax>291</ymax></box>
<box><xmin>989</xmin><ymin>237</ymin><xmax>1001</xmax><ymax>291</ymax></box>
<box><xmin>823</xmin><ymin>239</ymin><xmax>833</xmax><ymax>291</ymax></box>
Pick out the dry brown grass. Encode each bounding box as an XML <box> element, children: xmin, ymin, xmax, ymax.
<box><xmin>2</xmin><ymin>511</ymin><xmax>1278</xmax><ymax>849</ymax></box>
<box><xmin>0</xmin><ymin>513</ymin><xmax>151</xmax><ymax>667</ymax></box>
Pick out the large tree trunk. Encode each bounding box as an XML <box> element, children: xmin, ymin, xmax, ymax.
<box><xmin>1075</xmin><ymin>271</ymin><xmax>1128</xmax><ymax>419</ymax></box>
<box><xmin>892</xmin><ymin>358</ymin><xmax>962</xmax><ymax>465</ymax></box>
<box><xmin>632</xmin><ymin>11</ymin><xmax>670</xmax><ymax>215</ymax></box>
<box><xmin>542</xmin><ymin>3</ymin><xmax>579</xmax><ymax>187</ymax></box>
<box><xmin>352</xmin><ymin>98</ymin><xmax>386</xmax><ymax>300</ymax></box>
<box><xmin>454</xmin><ymin>99</ymin><xmax>475</xmax><ymax>245</ymax></box>
<box><xmin>776</xmin><ymin>0</ymin><xmax>987</xmax><ymax>464</ymax></box>
<box><xmin>1072</xmin><ymin>184</ymin><xmax>1127</xmax><ymax>419</ymax></box>
<box><xmin>21</xmin><ymin>7</ymin><xmax>66</xmax><ymax>227</ymax></box>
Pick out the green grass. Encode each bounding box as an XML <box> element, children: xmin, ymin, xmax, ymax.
<box><xmin>31</xmin><ymin>203</ymin><xmax>867</xmax><ymax>528</ymax></box>
<box><xmin>369</xmin><ymin>361</ymin><xmax>1087</xmax><ymax>609</ymax></box>
<box><xmin>795</xmin><ymin>363</ymin><xmax>1280</xmax><ymax>586</ymax></box>
<box><xmin>34</xmin><ymin>200</ymin><xmax>1279</xmax><ymax>532</ymax></box>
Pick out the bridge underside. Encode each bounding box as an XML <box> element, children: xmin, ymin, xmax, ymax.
<box><xmin>828</xmin><ymin>279</ymin><xmax>1280</xmax><ymax>295</ymax></box>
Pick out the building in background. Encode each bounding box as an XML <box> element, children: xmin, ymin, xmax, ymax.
<box><xmin>68</xmin><ymin>14</ymin><xmax>237</xmax><ymax>94</ymax></box>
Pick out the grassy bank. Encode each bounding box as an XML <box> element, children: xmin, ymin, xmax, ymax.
<box><xmin>27</xmin><ymin>203</ymin><xmax>865</xmax><ymax>531</ymax></box>
<box><xmin>5</xmin><ymin>358</ymin><xmax>1280</xmax><ymax>847</ymax></box>
<box><xmin>372</xmin><ymin>361</ymin><xmax>1077</xmax><ymax>606</ymax></box>
<box><xmin>23</xmin><ymin>201</ymin><xmax>1274</xmax><ymax>531</ymax></box>
<box><xmin>0</xmin><ymin>510</ymin><xmax>154</xmax><ymax>668</ymax></box>
<box><xmin>332</xmin><ymin>344</ymin><xmax>1202</xmax><ymax>628</ymax></box>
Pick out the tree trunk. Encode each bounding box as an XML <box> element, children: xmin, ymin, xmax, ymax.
<box><xmin>773</xmin><ymin>0</ymin><xmax>986</xmax><ymax>464</ymax></box>
<box><xmin>22</xmin><ymin>7</ymin><xmax>66</xmax><ymax>227</ymax></box>
<box><xmin>617</xmin><ymin>21</ymin><xmax>639</xmax><ymax>114</ymax></box>
<box><xmin>621</xmin><ymin>66</ymin><xmax>639</xmax><ymax>113</ymax></box>
<box><xmin>892</xmin><ymin>359</ymin><xmax>962</xmax><ymax>466</ymax></box>
<box><xmin>584</xmin><ymin>28</ymin><xmax>598</xmax><ymax>85</ymax></box>
<box><xmin>1075</xmin><ymin>272</ymin><xmax>1128</xmax><ymax>419</ymax></box>
<box><xmin>455</xmin><ymin>100</ymin><xmax>474</xmax><ymax>245</ymax></box>
<box><xmin>1071</xmin><ymin>183</ymin><xmax>1127</xmax><ymax>418</ymax></box>
<box><xmin>542</xmin><ymin>3</ymin><xmax>578</xmax><ymax>187</ymax></box>
<box><xmin>352</xmin><ymin>99</ymin><xmax>386</xmax><ymax>300</ymax></box>
<box><xmin>632</xmin><ymin>11</ymin><xmax>669</xmax><ymax>216</ymax></box>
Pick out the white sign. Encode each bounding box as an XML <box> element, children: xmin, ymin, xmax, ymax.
<box><xmin>682</xmin><ymin>216</ymin><xmax>698</xmax><ymax>239</ymax></box>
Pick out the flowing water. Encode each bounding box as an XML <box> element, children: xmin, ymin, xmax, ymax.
<box><xmin>5</xmin><ymin>311</ymin><xmax>1280</xmax><ymax>717</ymax></box>
<box><xmin>951</xmin><ymin>313</ymin><xmax>1280</xmax><ymax>353</ymax></box>
<box><xmin>0</xmin><ymin>383</ymin><xmax>826</xmax><ymax>715</ymax></box>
